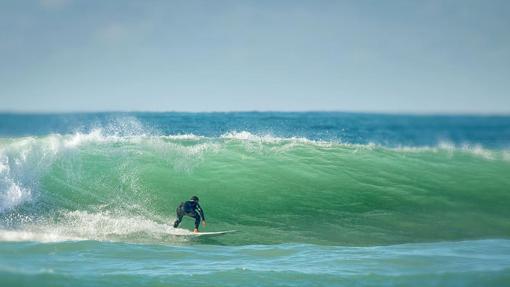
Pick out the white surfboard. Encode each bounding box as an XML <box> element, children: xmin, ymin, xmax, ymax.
<box><xmin>171</xmin><ymin>230</ymin><xmax>237</xmax><ymax>238</ymax></box>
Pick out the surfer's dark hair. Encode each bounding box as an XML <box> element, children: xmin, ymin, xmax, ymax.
<box><xmin>191</xmin><ymin>196</ymin><xmax>199</xmax><ymax>202</ymax></box>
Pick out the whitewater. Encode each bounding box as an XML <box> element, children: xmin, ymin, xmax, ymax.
<box><xmin>1</xmin><ymin>112</ymin><xmax>509</xmax><ymax>286</ymax></box>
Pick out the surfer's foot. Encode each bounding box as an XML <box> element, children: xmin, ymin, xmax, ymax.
<box><xmin>193</xmin><ymin>228</ymin><xmax>199</xmax><ymax>233</ymax></box>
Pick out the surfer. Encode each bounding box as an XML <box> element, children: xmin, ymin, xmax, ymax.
<box><xmin>173</xmin><ymin>196</ymin><xmax>206</xmax><ymax>233</ymax></box>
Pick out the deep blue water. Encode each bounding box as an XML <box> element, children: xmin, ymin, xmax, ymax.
<box><xmin>1</xmin><ymin>112</ymin><xmax>509</xmax><ymax>147</ymax></box>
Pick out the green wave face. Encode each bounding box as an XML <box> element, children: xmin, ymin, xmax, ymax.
<box><xmin>2</xmin><ymin>135</ymin><xmax>510</xmax><ymax>245</ymax></box>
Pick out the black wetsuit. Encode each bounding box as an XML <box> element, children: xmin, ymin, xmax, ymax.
<box><xmin>173</xmin><ymin>200</ymin><xmax>205</xmax><ymax>229</ymax></box>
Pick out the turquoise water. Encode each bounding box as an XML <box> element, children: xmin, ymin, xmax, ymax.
<box><xmin>2</xmin><ymin>240</ymin><xmax>510</xmax><ymax>286</ymax></box>
<box><xmin>1</xmin><ymin>113</ymin><xmax>509</xmax><ymax>286</ymax></box>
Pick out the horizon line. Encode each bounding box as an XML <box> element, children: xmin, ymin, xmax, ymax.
<box><xmin>1</xmin><ymin>109</ymin><xmax>510</xmax><ymax>117</ymax></box>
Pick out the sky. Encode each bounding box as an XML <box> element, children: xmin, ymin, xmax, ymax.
<box><xmin>0</xmin><ymin>0</ymin><xmax>509</xmax><ymax>113</ymax></box>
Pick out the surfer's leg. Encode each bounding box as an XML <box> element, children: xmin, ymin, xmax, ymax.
<box><xmin>173</xmin><ymin>207</ymin><xmax>184</xmax><ymax>228</ymax></box>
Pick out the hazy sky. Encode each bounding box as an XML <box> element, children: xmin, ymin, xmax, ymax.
<box><xmin>1</xmin><ymin>0</ymin><xmax>509</xmax><ymax>113</ymax></box>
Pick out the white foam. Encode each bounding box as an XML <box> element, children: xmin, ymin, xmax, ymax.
<box><xmin>463</xmin><ymin>144</ymin><xmax>494</xmax><ymax>160</ymax></box>
<box><xmin>389</xmin><ymin>141</ymin><xmax>503</xmax><ymax>160</ymax></box>
<box><xmin>0</xmin><ymin>229</ymin><xmax>83</xmax><ymax>243</ymax></box>
<box><xmin>503</xmin><ymin>151</ymin><xmax>510</xmax><ymax>162</ymax></box>
<box><xmin>63</xmin><ymin>129</ymin><xmax>105</xmax><ymax>148</ymax></box>
<box><xmin>59</xmin><ymin>210</ymin><xmax>175</xmax><ymax>239</ymax></box>
<box><xmin>0</xmin><ymin>183</ymin><xmax>31</xmax><ymax>213</ymax></box>
<box><xmin>0</xmin><ymin>210</ymin><xmax>194</xmax><ymax>243</ymax></box>
<box><xmin>0</xmin><ymin>136</ymin><xmax>60</xmax><ymax>212</ymax></box>
<box><xmin>220</xmin><ymin>131</ymin><xmax>333</xmax><ymax>147</ymax></box>
<box><xmin>163</xmin><ymin>134</ymin><xmax>205</xmax><ymax>140</ymax></box>
<box><xmin>221</xmin><ymin>131</ymin><xmax>300</xmax><ymax>142</ymax></box>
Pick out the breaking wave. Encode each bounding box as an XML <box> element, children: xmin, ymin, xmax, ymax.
<box><xmin>0</xmin><ymin>128</ymin><xmax>509</xmax><ymax>245</ymax></box>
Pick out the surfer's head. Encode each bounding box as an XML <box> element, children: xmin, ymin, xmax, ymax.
<box><xmin>191</xmin><ymin>195</ymin><xmax>199</xmax><ymax>202</ymax></box>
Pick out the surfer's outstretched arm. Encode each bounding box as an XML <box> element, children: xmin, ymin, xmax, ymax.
<box><xmin>197</xmin><ymin>203</ymin><xmax>206</xmax><ymax>225</ymax></box>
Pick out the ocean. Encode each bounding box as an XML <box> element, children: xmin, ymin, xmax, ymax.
<box><xmin>0</xmin><ymin>112</ymin><xmax>509</xmax><ymax>286</ymax></box>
